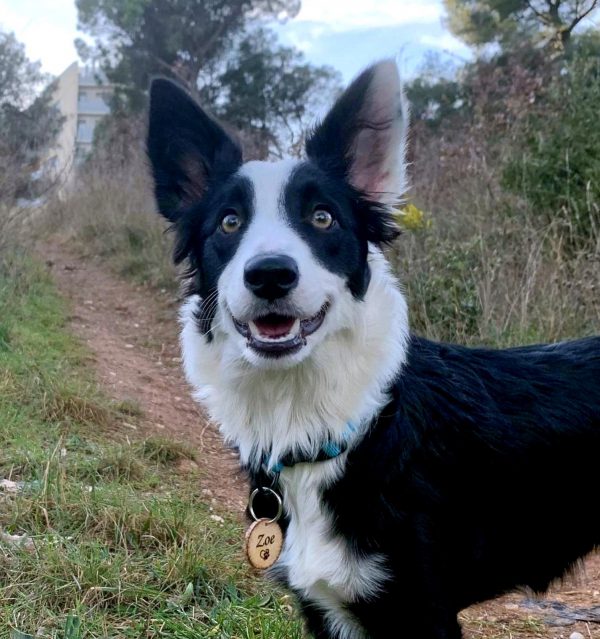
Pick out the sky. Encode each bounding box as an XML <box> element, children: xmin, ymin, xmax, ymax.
<box><xmin>0</xmin><ymin>0</ymin><xmax>471</xmax><ymax>82</ymax></box>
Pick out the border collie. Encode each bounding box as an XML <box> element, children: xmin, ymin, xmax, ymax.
<box><xmin>146</xmin><ymin>60</ymin><xmax>600</xmax><ymax>639</ymax></box>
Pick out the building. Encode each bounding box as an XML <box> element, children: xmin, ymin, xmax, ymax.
<box><xmin>75</xmin><ymin>65</ymin><xmax>113</xmax><ymax>160</ymax></box>
<box><xmin>48</xmin><ymin>62</ymin><xmax>113</xmax><ymax>185</ymax></box>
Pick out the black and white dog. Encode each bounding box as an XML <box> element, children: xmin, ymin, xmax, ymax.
<box><xmin>147</xmin><ymin>60</ymin><xmax>600</xmax><ymax>639</ymax></box>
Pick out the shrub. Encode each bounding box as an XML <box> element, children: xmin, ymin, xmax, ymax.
<box><xmin>502</xmin><ymin>54</ymin><xmax>600</xmax><ymax>244</ymax></box>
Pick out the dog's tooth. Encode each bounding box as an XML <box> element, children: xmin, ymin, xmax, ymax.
<box><xmin>248</xmin><ymin>321</ymin><xmax>261</xmax><ymax>338</ymax></box>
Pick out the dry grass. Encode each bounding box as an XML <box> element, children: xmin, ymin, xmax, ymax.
<box><xmin>394</xmin><ymin>126</ymin><xmax>600</xmax><ymax>346</ymax></box>
<box><xmin>43</xmin><ymin>152</ymin><xmax>176</xmax><ymax>291</ymax></box>
<box><xmin>39</xmin><ymin>114</ymin><xmax>600</xmax><ymax>350</ymax></box>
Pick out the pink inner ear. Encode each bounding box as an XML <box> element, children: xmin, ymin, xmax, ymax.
<box><xmin>351</xmin><ymin>126</ymin><xmax>394</xmax><ymax>195</ymax></box>
<box><xmin>180</xmin><ymin>153</ymin><xmax>209</xmax><ymax>205</ymax></box>
<box><xmin>346</xmin><ymin>61</ymin><xmax>406</xmax><ymax>203</ymax></box>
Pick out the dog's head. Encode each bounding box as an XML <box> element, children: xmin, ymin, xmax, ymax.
<box><xmin>147</xmin><ymin>60</ymin><xmax>407</xmax><ymax>371</ymax></box>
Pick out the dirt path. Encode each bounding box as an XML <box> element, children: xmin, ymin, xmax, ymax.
<box><xmin>43</xmin><ymin>240</ymin><xmax>600</xmax><ymax>638</ymax></box>
<box><xmin>43</xmin><ymin>240</ymin><xmax>246</xmax><ymax>514</ymax></box>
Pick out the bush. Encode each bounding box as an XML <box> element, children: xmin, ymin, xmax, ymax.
<box><xmin>502</xmin><ymin>54</ymin><xmax>600</xmax><ymax>244</ymax></box>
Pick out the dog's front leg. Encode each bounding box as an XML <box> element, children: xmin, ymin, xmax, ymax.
<box><xmin>348</xmin><ymin>588</ymin><xmax>463</xmax><ymax>639</ymax></box>
<box><xmin>298</xmin><ymin>600</ymin><xmax>337</xmax><ymax>639</ymax></box>
<box><xmin>299</xmin><ymin>596</ymin><xmax>463</xmax><ymax>639</ymax></box>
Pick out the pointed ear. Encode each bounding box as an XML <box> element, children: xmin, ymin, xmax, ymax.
<box><xmin>147</xmin><ymin>79</ymin><xmax>242</xmax><ymax>221</ymax></box>
<box><xmin>306</xmin><ymin>59</ymin><xmax>408</xmax><ymax>205</ymax></box>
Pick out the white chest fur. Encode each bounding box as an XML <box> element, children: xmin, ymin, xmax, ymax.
<box><xmin>276</xmin><ymin>462</ymin><xmax>388</xmax><ymax>638</ymax></box>
<box><xmin>179</xmin><ymin>250</ymin><xmax>409</xmax><ymax>637</ymax></box>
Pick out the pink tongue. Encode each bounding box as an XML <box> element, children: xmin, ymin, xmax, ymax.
<box><xmin>254</xmin><ymin>316</ymin><xmax>295</xmax><ymax>338</ymax></box>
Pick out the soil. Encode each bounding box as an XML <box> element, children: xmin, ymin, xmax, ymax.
<box><xmin>43</xmin><ymin>240</ymin><xmax>246</xmax><ymax>514</ymax></box>
<box><xmin>42</xmin><ymin>240</ymin><xmax>600</xmax><ymax>638</ymax></box>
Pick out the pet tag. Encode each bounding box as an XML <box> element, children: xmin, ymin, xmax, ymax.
<box><xmin>245</xmin><ymin>487</ymin><xmax>284</xmax><ymax>570</ymax></box>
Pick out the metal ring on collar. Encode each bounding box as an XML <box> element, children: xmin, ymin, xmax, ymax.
<box><xmin>248</xmin><ymin>487</ymin><xmax>283</xmax><ymax>523</ymax></box>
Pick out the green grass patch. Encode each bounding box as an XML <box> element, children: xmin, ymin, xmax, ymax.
<box><xmin>0</xmin><ymin>252</ymin><xmax>303</xmax><ymax>638</ymax></box>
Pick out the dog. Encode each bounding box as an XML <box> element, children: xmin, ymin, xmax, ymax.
<box><xmin>146</xmin><ymin>59</ymin><xmax>600</xmax><ymax>639</ymax></box>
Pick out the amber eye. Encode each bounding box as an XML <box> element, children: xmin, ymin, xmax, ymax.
<box><xmin>311</xmin><ymin>208</ymin><xmax>334</xmax><ymax>230</ymax></box>
<box><xmin>221</xmin><ymin>211</ymin><xmax>242</xmax><ymax>234</ymax></box>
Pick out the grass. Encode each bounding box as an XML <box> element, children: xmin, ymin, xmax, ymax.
<box><xmin>390</xmin><ymin>214</ymin><xmax>600</xmax><ymax>347</ymax></box>
<box><xmin>43</xmin><ymin>142</ymin><xmax>600</xmax><ymax>351</ymax></box>
<box><xmin>42</xmin><ymin>157</ymin><xmax>176</xmax><ymax>292</ymax></box>
<box><xmin>0</xmin><ymin>252</ymin><xmax>303</xmax><ymax>638</ymax></box>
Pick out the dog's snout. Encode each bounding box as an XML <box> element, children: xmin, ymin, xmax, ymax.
<box><xmin>244</xmin><ymin>254</ymin><xmax>299</xmax><ymax>300</ymax></box>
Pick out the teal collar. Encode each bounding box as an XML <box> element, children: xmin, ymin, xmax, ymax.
<box><xmin>263</xmin><ymin>421</ymin><xmax>358</xmax><ymax>473</ymax></box>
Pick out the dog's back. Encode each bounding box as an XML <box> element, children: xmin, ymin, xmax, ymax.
<box><xmin>325</xmin><ymin>335</ymin><xmax>600</xmax><ymax>633</ymax></box>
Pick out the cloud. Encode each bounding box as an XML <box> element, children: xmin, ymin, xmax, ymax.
<box><xmin>294</xmin><ymin>0</ymin><xmax>443</xmax><ymax>30</ymax></box>
<box><xmin>2</xmin><ymin>0</ymin><xmax>464</xmax><ymax>84</ymax></box>
<box><xmin>276</xmin><ymin>19</ymin><xmax>471</xmax><ymax>85</ymax></box>
<box><xmin>1</xmin><ymin>0</ymin><xmax>79</xmax><ymax>76</ymax></box>
<box><xmin>419</xmin><ymin>33</ymin><xmax>470</xmax><ymax>53</ymax></box>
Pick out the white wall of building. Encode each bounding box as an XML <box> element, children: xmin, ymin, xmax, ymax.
<box><xmin>49</xmin><ymin>62</ymin><xmax>114</xmax><ymax>189</ymax></box>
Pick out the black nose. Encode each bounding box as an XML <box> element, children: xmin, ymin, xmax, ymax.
<box><xmin>244</xmin><ymin>254</ymin><xmax>299</xmax><ymax>300</ymax></box>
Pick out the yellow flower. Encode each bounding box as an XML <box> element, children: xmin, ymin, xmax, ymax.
<box><xmin>392</xmin><ymin>203</ymin><xmax>432</xmax><ymax>231</ymax></box>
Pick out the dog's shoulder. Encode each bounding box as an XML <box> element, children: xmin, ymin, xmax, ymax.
<box><xmin>398</xmin><ymin>333</ymin><xmax>600</xmax><ymax>410</ymax></box>
<box><xmin>362</xmin><ymin>333</ymin><xmax>600</xmax><ymax>462</ymax></box>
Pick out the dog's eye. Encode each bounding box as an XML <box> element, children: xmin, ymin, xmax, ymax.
<box><xmin>220</xmin><ymin>211</ymin><xmax>242</xmax><ymax>234</ymax></box>
<box><xmin>311</xmin><ymin>208</ymin><xmax>335</xmax><ymax>230</ymax></box>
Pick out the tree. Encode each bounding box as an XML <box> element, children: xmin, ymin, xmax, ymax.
<box><xmin>404</xmin><ymin>53</ymin><xmax>466</xmax><ymax>127</ymax></box>
<box><xmin>76</xmin><ymin>0</ymin><xmax>340</xmax><ymax>158</ymax></box>
<box><xmin>0</xmin><ymin>31</ymin><xmax>44</xmax><ymax>108</ymax></box>
<box><xmin>444</xmin><ymin>0</ymin><xmax>600</xmax><ymax>52</ymax></box>
<box><xmin>502</xmin><ymin>50</ymin><xmax>600</xmax><ymax>242</ymax></box>
<box><xmin>75</xmin><ymin>0</ymin><xmax>301</xmax><ymax>110</ymax></box>
<box><xmin>0</xmin><ymin>31</ymin><xmax>63</xmax><ymax>206</ymax></box>
<box><xmin>202</xmin><ymin>28</ymin><xmax>341</xmax><ymax>158</ymax></box>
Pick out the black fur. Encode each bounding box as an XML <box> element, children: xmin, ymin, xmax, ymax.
<box><xmin>147</xmin><ymin>78</ymin><xmax>242</xmax><ymax>222</ymax></box>
<box><xmin>283</xmin><ymin>162</ymin><xmax>381</xmax><ymax>299</ymax></box>
<box><xmin>250</xmin><ymin>335</ymin><xmax>600</xmax><ymax>638</ymax></box>
<box><xmin>148</xmin><ymin>78</ymin><xmax>254</xmax><ymax>337</ymax></box>
<box><xmin>305</xmin><ymin>66</ymin><xmax>400</xmax><ymax>246</ymax></box>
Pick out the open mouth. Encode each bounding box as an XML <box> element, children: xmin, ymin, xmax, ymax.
<box><xmin>232</xmin><ymin>304</ymin><xmax>329</xmax><ymax>358</ymax></box>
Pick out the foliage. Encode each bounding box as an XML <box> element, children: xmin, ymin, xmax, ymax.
<box><xmin>75</xmin><ymin>0</ymin><xmax>340</xmax><ymax>158</ymax></box>
<box><xmin>0</xmin><ymin>30</ymin><xmax>63</xmax><ymax>243</ymax></box>
<box><xmin>75</xmin><ymin>0</ymin><xmax>300</xmax><ymax>109</ymax></box>
<box><xmin>0</xmin><ymin>253</ymin><xmax>303</xmax><ymax>637</ymax></box>
<box><xmin>0</xmin><ymin>32</ymin><xmax>44</xmax><ymax>108</ymax></box>
<box><xmin>502</xmin><ymin>52</ymin><xmax>600</xmax><ymax>242</ymax></box>
<box><xmin>405</xmin><ymin>44</ymin><xmax>554</xmax><ymax>137</ymax></box>
<box><xmin>203</xmin><ymin>28</ymin><xmax>341</xmax><ymax>158</ymax></box>
<box><xmin>443</xmin><ymin>0</ymin><xmax>600</xmax><ymax>51</ymax></box>
<box><xmin>0</xmin><ymin>87</ymin><xmax>63</xmax><ymax>203</ymax></box>
<box><xmin>396</xmin><ymin>33</ymin><xmax>600</xmax><ymax>344</ymax></box>
<box><xmin>405</xmin><ymin>75</ymin><xmax>465</xmax><ymax>127</ymax></box>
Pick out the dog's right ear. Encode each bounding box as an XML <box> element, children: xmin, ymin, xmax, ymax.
<box><xmin>147</xmin><ymin>79</ymin><xmax>242</xmax><ymax>221</ymax></box>
<box><xmin>306</xmin><ymin>60</ymin><xmax>407</xmax><ymax>207</ymax></box>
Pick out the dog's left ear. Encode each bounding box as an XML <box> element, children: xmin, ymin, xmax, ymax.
<box><xmin>306</xmin><ymin>59</ymin><xmax>408</xmax><ymax>206</ymax></box>
<box><xmin>147</xmin><ymin>78</ymin><xmax>242</xmax><ymax>221</ymax></box>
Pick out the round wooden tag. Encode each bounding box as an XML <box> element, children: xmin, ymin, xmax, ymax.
<box><xmin>245</xmin><ymin>518</ymin><xmax>283</xmax><ymax>570</ymax></box>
